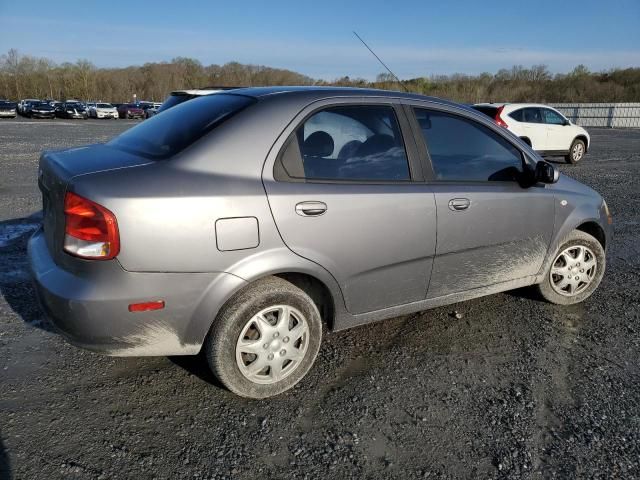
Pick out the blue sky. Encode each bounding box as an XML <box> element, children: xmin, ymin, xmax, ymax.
<box><xmin>0</xmin><ymin>0</ymin><xmax>638</xmax><ymax>79</ymax></box>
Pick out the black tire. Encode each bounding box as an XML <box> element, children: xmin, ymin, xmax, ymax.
<box><xmin>204</xmin><ymin>276</ymin><xmax>322</xmax><ymax>398</ymax></box>
<box><xmin>536</xmin><ymin>230</ymin><xmax>605</xmax><ymax>305</ymax></box>
<box><xmin>565</xmin><ymin>138</ymin><xmax>586</xmax><ymax>164</ymax></box>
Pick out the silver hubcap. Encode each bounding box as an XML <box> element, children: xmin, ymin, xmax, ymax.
<box><xmin>572</xmin><ymin>143</ymin><xmax>584</xmax><ymax>161</ymax></box>
<box><xmin>550</xmin><ymin>245</ymin><xmax>597</xmax><ymax>296</ymax></box>
<box><xmin>236</xmin><ymin>305</ymin><xmax>309</xmax><ymax>385</ymax></box>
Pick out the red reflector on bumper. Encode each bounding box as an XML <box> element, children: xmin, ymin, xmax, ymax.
<box><xmin>128</xmin><ymin>301</ymin><xmax>165</xmax><ymax>312</ymax></box>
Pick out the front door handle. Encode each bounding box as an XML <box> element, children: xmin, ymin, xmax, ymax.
<box><xmin>295</xmin><ymin>201</ymin><xmax>327</xmax><ymax>217</ymax></box>
<box><xmin>448</xmin><ymin>198</ymin><xmax>470</xmax><ymax>211</ymax></box>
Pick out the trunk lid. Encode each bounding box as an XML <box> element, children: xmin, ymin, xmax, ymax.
<box><xmin>38</xmin><ymin>144</ymin><xmax>151</xmax><ymax>263</ymax></box>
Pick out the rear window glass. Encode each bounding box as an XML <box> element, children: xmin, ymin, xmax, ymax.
<box><xmin>157</xmin><ymin>93</ymin><xmax>196</xmax><ymax>113</ymax></box>
<box><xmin>509</xmin><ymin>109</ymin><xmax>525</xmax><ymax>122</ymax></box>
<box><xmin>108</xmin><ymin>94</ymin><xmax>255</xmax><ymax>159</ymax></box>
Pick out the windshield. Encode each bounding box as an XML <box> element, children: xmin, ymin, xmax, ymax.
<box><xmin>97</xmin><ymin>103</ymin><xmax>112</xmax><ymax>108</ymax></box>
<box><xmin>108</xmin><ymin>94</ymin><xmax>255</xmax><ymax>159</ymax></box>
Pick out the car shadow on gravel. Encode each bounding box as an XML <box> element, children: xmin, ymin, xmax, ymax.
<box><xmin>168</xmin><ymin>353</ymin><xmax>226</xmax><ymax>390</ymax></box>
<box><xmin>0</xmin><ymin>433</ymin><xmax>11</xmax><ymax>480</ymax></box>
<box><xmin>0</xmin><ymin>212</ymin><xmax>55</xmax><ymax>334</ymax></box>
<box><xmin>505</xmin><ymin>286</ymin><xmax>544</xmax><ymax>301</ymax></box>
<box><xmin>1</xmin><ymin>212</ymin><xmax>228</xmax><ymax>393</ymax></box>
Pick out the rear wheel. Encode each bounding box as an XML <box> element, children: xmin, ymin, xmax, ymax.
<box><xmin>204</xmin><ymin>276</ymin><xmax>322</xmax><ymax>398</ymax></box>
<box><xmin>537</xmin><ymin>230</ymin><xmax>605</xmax><ymax>305</ymax></box>
<box><xmin>565</xmin><ymin>138</ymin><xmax>586</xmax><ymax>164</ymax></box>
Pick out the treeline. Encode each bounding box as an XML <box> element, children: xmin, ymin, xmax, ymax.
<box><xmin>1</xmin><ymin>48</ymin><xmax>639</xmax><ymax>104</ymax></box>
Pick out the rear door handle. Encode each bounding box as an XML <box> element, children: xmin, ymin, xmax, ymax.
<box><xmin>448</xmin><ymin>198</ymin><xmax>470</xmax><ymax>211</ymax></box>
<box><xmin>295</xmin><ymin>201</ymin><xmax>327</xmax><ymax>217</ymax></box>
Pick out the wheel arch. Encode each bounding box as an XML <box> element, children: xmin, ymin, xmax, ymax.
<box><xmin>576</xmin><ymin>221</ymin><xmax>606</xmax><ymax>249</ymax></box>
<box><xmin>187</xmin><ymin>262</ymin><xmax>345</xmax><ymax>352</ymax></box>
<box><xmin>574</xmin><ymin>134</ymin><xmax>589</xmax><ymax>152</ymax></box>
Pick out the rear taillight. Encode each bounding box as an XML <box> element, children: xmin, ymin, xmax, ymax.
<box><xmin>495</xmin><ymin>106</ymin><xmax>509</xmax><ymax>128</ymax></box>
<box><xmin>63</xmin><ymin>192</ymin><xmax>120</xmax><ymax>260</ymax></box>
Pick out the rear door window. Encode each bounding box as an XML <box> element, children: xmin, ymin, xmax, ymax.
<box><xmin>108</xmin><ymin>94</ymin><xmax>255</xmax><ymax>159</ymax></box>
<box><xmin>413</xmin><ymin>108</ymin><xmax>524</xmax><ymax>182</ymax></box>
<box><xmin>281</xmin><ymin>105</ymin><xmax>410</xmax><ymax>181</ymax></box>
<box><xmin>522</xmin><ymin>108</ymin><xmax>543</xmax><ymax>123</ymax></box>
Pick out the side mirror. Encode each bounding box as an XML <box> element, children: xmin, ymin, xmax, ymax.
<box><xmin>535</xmin><ymin>160</ymin><xmax>559</xmax><ymax>184</ymax></box>
<box><xmin>564</xmin><ymin>119</ymin><xmax>571</xmax><ymax>126</ymax></box>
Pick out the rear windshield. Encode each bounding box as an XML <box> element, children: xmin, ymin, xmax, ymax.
<box><xmin>471</xmin><ymin>105</ymin><xmax>498</xmax><ymax>118</ymax></box>
<box><xmin>108</xmin><ymin>94</ymin><xmax>255</xmax><ymax>159</ymax></box>
<box><xmin>157</xmin><ymin>93</ymin><xmax>197</xmax><ymax>113</ymax></box>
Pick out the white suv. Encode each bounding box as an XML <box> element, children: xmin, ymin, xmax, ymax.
<box><xmin>472</xmin><ymin>103</ymin><xmax>590</xmax><ymax>164</ymax></box>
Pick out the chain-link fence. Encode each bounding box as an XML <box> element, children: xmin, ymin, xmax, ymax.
<box><xmin>550</xmin><ymin>103</ymin><xmax>640</xmax><ymax>128</ymax></box>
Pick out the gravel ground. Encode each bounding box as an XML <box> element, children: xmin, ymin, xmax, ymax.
<box><xmin>0</xmin><ymin>119</ymin><xmax>639</xmax><ymax>480</ymax></box>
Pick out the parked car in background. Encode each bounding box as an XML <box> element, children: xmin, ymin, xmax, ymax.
<box><xmin>472</xmin><ymin>103</ymin><xmax>590</xmax><ymax>164</ymax></box>
<box><xmin>0</xmin><ymin>100</ymin><xmax>17</xmax><ymax>118</ymax></box>
<box><xmin>155</xmin><ymin>87</ymin><xmax>238</xmax><ymax>116</ymax></box>
<box><xmin>117</xmin><ymin>103</ymin><xmax>144</xmax><ymax>119</ymax></box>
<box><xmin>28</xmin><ymin>101</ymin><xmax>56</xmax><ymax>119</ymax></box>
<box><xmin>29</xmin><ymin>87</ymin><xmax>611</xmax><ymax>398</ymax></box>
<box><xmin>18</xmin><ymin>98</ymin><xmax>40</xmax><ymax>116</ymax></box>
<box><xmin>142</xmin><ymin>102</ymin><xmax>162</xmax><ymax>119</ymax></box>
<box><xmin>55</xmin><ymin>101</ymin><xmax>88</xmax><ymax>119</ymax></box>
<box><xmin>89</xmin><ymin>102</ymin><xmax>118</xmax><ymax>119</ymax></box>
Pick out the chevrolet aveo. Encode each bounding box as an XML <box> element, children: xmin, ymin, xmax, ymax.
<box><xmin>29</xmin><ymin>87</ymin><xmax>612</xmax><ymax>398</ymax></box>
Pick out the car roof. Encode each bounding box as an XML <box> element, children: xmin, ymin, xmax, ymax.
<box><xmin>222</xmin><ymin>86</ymin><xmax>469</xmax><ymax>111</ymax></box>
<box><xmin>474</xmin><ymin>102</ymin><xmax>559</xmax><ymax>109</ymax></box>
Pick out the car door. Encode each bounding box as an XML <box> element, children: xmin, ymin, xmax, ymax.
<box><xmin>263</xmin><ymin>101</ymin><xmax>437</xmax><ymax>315</ymax></box>
<box><xmin>406</xmin><ymin>105</ymin><xmax>555</xmax><ymax>299</ymax></box>
<box><xmin>541</xmin><ymin>108</ymin><xmax>572</xmax><ymax>151</ymax></box>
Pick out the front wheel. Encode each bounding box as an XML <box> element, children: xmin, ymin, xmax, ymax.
<box><xmin>565</xmin><ymin>139</ymin><xmax>586</xmax><ymax>164</ymax></box>
<box><xmin>536</xmin><ymin>230</ymin><xmax>605</xmax><ymax>305</ymax></box>
<box><xmin>204</xmin><ymin>276</ymin><xmax>322</xmax><ymax>398</ymax></box>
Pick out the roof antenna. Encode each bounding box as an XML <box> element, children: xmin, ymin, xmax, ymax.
<box><xmin>353</xmin><ymin>31</ymin><xmax>408</xmax><ymax>92</ymax></box>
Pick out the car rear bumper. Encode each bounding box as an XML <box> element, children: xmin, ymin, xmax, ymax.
<box><xmin>28</xmin><ymin>228</ymin><xmax>239</xmax><ymax>356</ymax></box>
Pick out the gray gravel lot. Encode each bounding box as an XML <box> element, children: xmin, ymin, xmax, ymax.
<box><xmin>1</xmin><ymin>118</ymin><xmax>639</xmax><ymax>479</ymax></box>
